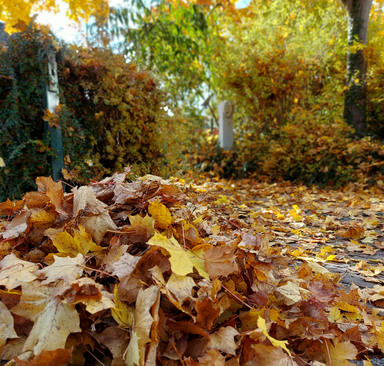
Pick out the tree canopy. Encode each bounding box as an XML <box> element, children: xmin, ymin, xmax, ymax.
<box><xmin>0</xmin><ymin>0</ymin><xmax>109</xmax><ymax>32</ymax></box>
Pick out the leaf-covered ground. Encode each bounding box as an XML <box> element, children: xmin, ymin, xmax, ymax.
<box><xmin>0</xmin><ymin>170</ymin><xmax>383</xmax><ymax>366</ymax></box>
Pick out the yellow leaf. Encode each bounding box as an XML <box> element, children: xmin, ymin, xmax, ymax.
<box><xmin>289</xmin><ymin>205</ymin><xmax>302</xmax><ymax>221</ymax></box>
<box><xmin>336</xmin><ymin>302</ymin><xmax>359</xmax><ymax>313</ymax></box>
<box><xmin>326</xmin><ymin>254</ymin><xmax>337</xmax><ymax>261</ymax></box>
<box><xmin>328</xmin><ymin>306</ymin><xmax>342</xmax><ymax>322</ymax></box>
<box><xmin>148</xmin><ymin>201</ymin><xmax>172</xmax><ymax>229</ymax></box>
<box><xmin>0</xmin><ymin>157</ymin><xmax>5</xmax><ymax>167</ymax></box>
<box><xmin>30</xmin><ymin>209</ymin><xmax>56</xmax><ymax>224</ymax></box>
<box><xmin>148</xmin><ymin>232</ymin><xmax>208</xmax><ymax>278</ymax></box>
<box><xmin>257</xmin><ymin>316</ymin><xmax>291</xmax><ymax>356</ymax></box>
<box><xmin>48</xmin><ymin>225</ymin><xmax>104</xmax><ymax>257</ymax></box>
<box><xmin>317</xmin><ymin>245</ymin><xmax>334</xmax><ymax>259</ymax></box>
<box><xmin>215</xmin><ymin>195</ymin><xmax>229</xmax><ymax>204</ymax></box>
<box><xmin>328</xmin><ymin>340</ymin><xmax>357</xmax><ymax>366</ymax></box>
<box><xmin>111</xmin><ymin>285</ymin><xmax>134</xmax><ymax>328</ymax></box>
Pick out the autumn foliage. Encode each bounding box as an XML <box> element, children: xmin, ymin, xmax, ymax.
<box><xmin>0</xmin><ymin>170</ymin><xmax>384</xmax><ymax>364</ymax></box>
<box><xmin>0</xmin><ymin>26</ymin><xmax>190</xmax><ymax>200</ymax></box>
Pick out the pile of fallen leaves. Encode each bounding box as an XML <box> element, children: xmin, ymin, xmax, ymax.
<box><xmin>0</xmin><ymin>170</ymin><xmax>383</xmax><ymax>365</ymax></box>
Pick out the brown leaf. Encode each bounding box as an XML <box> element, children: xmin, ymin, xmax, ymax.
<box><xmin>208</xmin><ymin>326</ymin><xmax>239</xmax><ymax>355</ymax></box>
<box><xmin>195</xmin><ymin>297</ymin><xmax>220</xmax><ymax>331</ymax></box>
<box><xmin>198</xmin><ymin>349</ymin><xmax>225</xmax><ymax>366</ymax></box>
<box><xmin>0</xmin><ymin>198</ymin><xmax>24</xmax><ymax>216</ymax></box>
<box><xmin>204</xmin><ymin>245</ymin><xmax>238</xmax><ymax>278</ymax></box>
<box><xmin>243</xmin><ymin>342</ymin><xmax>298</xmax><ymax>366</ymax></box>
<box><xmin>73</xmin><ymin>186</ymin><xmax>107</xmax><ymax>216</ymax></box>
<box><xmin>36</xmin><ymin>177</ymin><xmax>68</xmax><ymax>217</ymax></box>
<box><xmin>14</xmin><ymin>348</ymin><xmax>72</xmax><ymax>366</ymax></box>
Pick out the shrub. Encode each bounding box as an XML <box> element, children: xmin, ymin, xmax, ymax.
<box><xmin>59</xmin><ymin>47</ymin><xmax>190</xmax><ymax>180</ymax></box>
<box><xmin>0</xmin><ymin>25</ymin><xmax>191</xmax><ymax>200</ymax></box>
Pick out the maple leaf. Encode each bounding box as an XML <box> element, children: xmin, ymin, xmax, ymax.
<box><xmin>165</xmin><ymin>273</ymin><xmax>196</xmax><ymax>304</ymax></box>
<box><xmin>72</xmin><ymin>186</ymin><xmax>107</xmax><ymax>216</ymax></box>
<box><xmin>126</xmin><ymin>286</ymin><xmax>160</xmax><ymax>366</ymax></box>
<box><xmin>0</xmin><ymin>301</ymin><xmax>18</xmax><ymax>347</ymax></box>
<box><xmin>124</xmin><ymin>214</ymin><xmax>155</xmax><ymax>242</ymax></box>
<box><xmin>37</xmin><ymin>254</ymin><xmax>84</xmax><ymax>285</ymax></box>
<box><xmin>208</xmin><ymin>326</ymin><xmax>239</xmax><ymax>355</ymax></box>
<box><xmin>35</xmin><ymin>177</ymin><xmax>68</xmax><ymax>217</ymax></box>
<box><xmin>148</xmin><ymin>200</ymin><xmax>172</xmax><ymax>229</ymax></box>
<box><xmin>12</xmin><ymin>281</ymin><xmax>80</xmax><ymax>355</ymax></box>
<box><xmin>148</xmin><ymin>232</ymin><xmax>208</xmax><ymax>278</ymax></box>
<box><xmin>0</xmin><ymin>198</ymin><xmax>24</xmax><ymax>216</ymax></box>
<box><xmin>80</xmin><ymin>211</ymin><xmax>117</xmax><ymax>244</ymax></box>
<box><xmin>47</xmin><ymin>225</ymin><xmax>103</xmax><ymax>257</ymax></box>
<box><xmin>275</xmin><ymin>281</ymin><xmax>304</xmax><ymax>306</ymax></box>
<box><xmin>328</xmin><ymin>340</ymin><xmax>358</xmax><ymax>366</ymax></box>
<box><xmin>107</xmin><ymin>252</ymin><xmax>140</xmax><ymax>279</ymax></box>
<box><xmin>204</xmin><ymin>245</ymin><xmax>238</xmax><ymax>278</ymax></box>
<box><xmin>0</xmin><ymin>253</ymin><xmax>39</xmax><ymax>289</ymax></box>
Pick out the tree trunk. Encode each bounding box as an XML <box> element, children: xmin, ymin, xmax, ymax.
<box><xmin>342</xmin><ymin>0</ymin><xmax>372</xmax><ymax>136</ymax></box>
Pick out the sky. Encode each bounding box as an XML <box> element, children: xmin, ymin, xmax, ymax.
<box><xmin>36</xmin><ymin>0</ymin><xmax>123</xmax><ymax>44</ymax></box>
<box><xmin>36</xmin><ymin>0</ymin><xmax>250</xmax><ymax>44</ymax></box>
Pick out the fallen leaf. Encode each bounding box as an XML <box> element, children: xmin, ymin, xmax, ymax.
<box><xmin>244</xmin><ymin>342</ymin><xmax>297</xmax><ymax>366</ymax></box>
<box><xmin>204</xmin><ymin>245</ymin><xmax>238</xmax><ymax>278</ymax></box>
<box><xmin>208</xmin><ymin>326</ymin><xmax>239</xmax><ymax>355</ymax></box>
<box><xmin>47</xmin><ymin>225</ymin><xmax>103</xmax><ymax>257</ymax></box>
<box><xmin>73</xmin><ymin>186</ymin><xmax>107</xmax><ymax>216</ymax></box>
<box><xmin>166</xmin><ymin>273</ymin><xmax>196</xmax><ymax>304</ymax></box>
<box><xmin>0</xmin><ymin>301</ymin><xmax>18</xmax><ymax>347</ymax></box>
<box><xmin>257</xmin><ymin>317</ymin><xmax>291</xmax><ymax>356</ymax></box>
<box><xmin>125</xmin><ymin>286</ymin><xmax>160</xmax><ymax>366</ymax></box>
<box><xmin>12</xmin><ymin>282</ymin><xmax>80</xmax><ymax>356</ymax></box>
<box><xmin>14</xmin><ymin>348</ymin><xmax>72</xmax><ymax>366</ymax></box>
<box><xmin>0</xmin><ymin>253</ymin><xmax>39</xmax><ymax>289</ymax></box>
<box><xmin>80</xmin><ymin>212</ymin><xmax>117</xmax><ymax>244</ymax></box>
<box><xmin>148</xmin><ymin>232</ymin><xmax>203</xmax><ymax>277</ymax></box>
<box><xmin>108</xmin><ymin>252</ymin><xmax>140</xmax><ymax>279</ymax></box>
<box><xmin>148</xmin><ymin>200</ymin><xmax>172</xmax><ymax>229</ymax></box>
<box><xmin>328</xmin><ymin>340</ymin><xmax>357</xmax><ymax>366</ymax></box>
<box><xmin>36</xmin><ymin>177</ymin><xmax>68</xmax><ymax>217</ymax></box>
<box><xmin>275</xmin><ymin>282</ymin><xmax>302</xmax><ymax>306</ymax></box>
<box><xmin>198</xmin><ymin>349</ymin><xmax>226</xmax><ymax>366</ymax></box>
<box><xmin>0</xmin><ymin>211</ymin><xmax>30</xmax><ymax>240</ymax></box>
<box><xmin>37</xmin><ymin>254</ymin><xmax>84</xmax><ymax>285</ymax></box>
<box><xmin>111</xmin><ymin>285</ymin><xmax>133</xmax><ymax>328</ymax></box>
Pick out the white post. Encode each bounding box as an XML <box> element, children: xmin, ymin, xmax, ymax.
<box><xmin>218</xmin><ymin>101</ymin><xmax>234</xmax><ymax>150</ymax></box>
<box><xmin>46</xmin><ymin>49</ymin><xmax>64</xmax><ymax>181</ymax></box>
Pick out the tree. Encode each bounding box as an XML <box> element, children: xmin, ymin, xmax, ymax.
<box><xmin>0</xmin><ymin>0</ymin><xmax>109</xmax><ymax>32</ymax></box>
<box><xmin>341</xmin><ymin>0</ymin><xmax>373</xmax><ymax>135</ymax></box>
